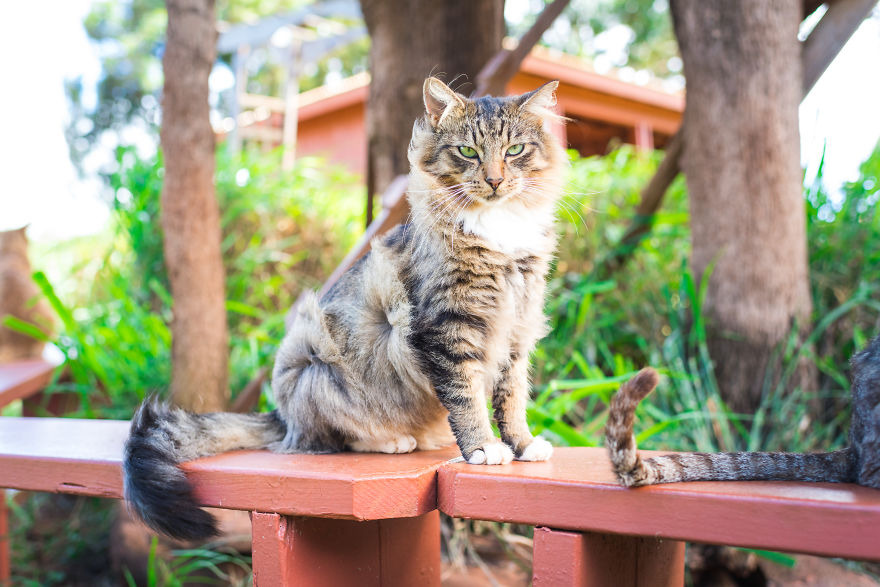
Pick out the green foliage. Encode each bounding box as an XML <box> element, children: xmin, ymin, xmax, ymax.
<box><xmin>38</xmin><ymin>147</ymin><xmax>363</xmax><ymax>418</ymax></box>
<box><xmin>508</xmin><ymin>0</ymin><xmax>679</xmax><ymax>79</ymax></box>
<box><xmin>806</xmin><ymin>142</ymin><xmax>880</xmax><ymax>369</ymax></box>
<box><xmin>8</xmin><ymin>494</ymin><xmax>115</xmax><ymax>586</ymax></box>
<box><xmin>537</xmin><ymin>146</ymin><xmax>689</xmax><ymax>384</ymax></box>
<box><xmin>123</xmin><ymin>537</ymin><xmax>252</xmax><ymax>587</ymax></box>
<box><xmin>215</xmin><ymin>149</ymin><xmax>365</xmax><ymax>391</ymax></box>
<box><xmin>531</xmin><ymin>141</ymin><xmax>880</xmax><ymax>455</ymax></box>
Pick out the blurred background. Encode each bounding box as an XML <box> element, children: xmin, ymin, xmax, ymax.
<box><xmin>0</xmin><ymin>0</ymin><xmax>879</xmax><ymax>584</ymax></box>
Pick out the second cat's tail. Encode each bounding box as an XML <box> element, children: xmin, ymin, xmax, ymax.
<box><xmin>123</xmin><ymin>400</ymin><xmax>286</xmax><ymax>540</ymax></box>
<box><xmin>604</xmin><ymin>368</ymin><xmax>853</xmax><ymax>487</ymax></box>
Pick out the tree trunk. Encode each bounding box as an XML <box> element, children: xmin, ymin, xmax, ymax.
<box><xmin>360</xmin><ymin>0</ymin><xmax>505</xmax><ymax>198</ymax></box>
<box><xmin>670</xmin><ymin>0</ymin><xmax>814</xmax><ymax>412</ymax></box>
<box><xmin>160</xmin><ymin>0</ymin><xmax>229</xmax><ymax>412</ymax></box>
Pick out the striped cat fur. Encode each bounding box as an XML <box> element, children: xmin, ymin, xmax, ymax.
<box><xmin>606</xmin><ymin>335</ymin><xmax>880</xmax><ymax>489</ymax></box>
<box><xmin>124</xmin><ymin>77</ymin><xmax>568</xmax><ymax>540</ymax></box>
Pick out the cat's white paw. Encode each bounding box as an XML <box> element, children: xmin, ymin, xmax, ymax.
<box><xmin>467</xmin><ymin>441</ymin><xmax>514</xmax><ymax>465</ymax></box>
<box><xmin>517</xmin><ymin>436</ymin><xmax>553</xmax><ymax>462</ymax></box>
<box><xmin>351</xmin><ymin>434</ymin><xmax>417</xmax><ymax>454</ymax></box>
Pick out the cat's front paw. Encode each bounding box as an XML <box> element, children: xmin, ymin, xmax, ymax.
<box><xmin>467</xmin><ymin>441</ymin><xmax>514</xmax><ymax>465</ymax></box>
<box><xmin>516</xmin><ymin>436</ymin><xmax>553</xmax><ymax>462</ymax></box>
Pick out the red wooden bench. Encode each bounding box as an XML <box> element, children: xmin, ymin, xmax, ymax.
<box><xmin>439</xmin><ymin>447</ymin><xmax>880</xmax><ymax>586</ymax></box>
<box><xmin>0</xmin><ymin>359</ymin><xmax>59</xmax><ymax>583</ymax></box>
<box><xmin>0</xmin><ymin>417</ymin><xmax>458</xmax><ymax>586</ymax></box>
<box><xmin>3</xmin><ymin>418</ymin><xmax>880</xmax><ymax>586</ymax></box>
<box><xmin>0</xmin><ymin>359</ymin><xmax>58</xmax><ymax>416</ymax></box>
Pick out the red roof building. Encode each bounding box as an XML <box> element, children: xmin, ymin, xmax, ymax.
<box><xmin>232</xmin><ymin>47</ymin><xmax>683</xmax><ymax>178</ymax></box>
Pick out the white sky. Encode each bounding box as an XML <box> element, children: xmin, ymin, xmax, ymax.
<box><xmin>0</xmin><ymin>3</ymin><xmax>878</xmax><ymax>241</ymax></box>
<box><xmin>0</xmin><ymin>1</ymin><xmax>108</xmax><ymax>240</ymax></box>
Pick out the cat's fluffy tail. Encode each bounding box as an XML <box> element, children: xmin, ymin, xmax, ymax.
<box><xmin>123</xmin><ymin>399</ymin><xmax>286</xmax><ymax>540</ymax></box>
<box><xmin>605</xmin><ymin>368</ymin><xmax>853</xmax><ymax>487</ymax></box>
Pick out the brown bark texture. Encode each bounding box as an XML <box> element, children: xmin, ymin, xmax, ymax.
<box><xmin>670</xmin><ymin>0</ymin><xmax>814</xmax><ymax>412</ymax></box>
<box><xmin>160</xmin><ymin>0</ymin><xmax>229</xmax><ymax>412</ymax></box>
<box><xmin>360</xmin><ymin>0</ymin><xmax>505</xmax><ymax>197</ymax></box>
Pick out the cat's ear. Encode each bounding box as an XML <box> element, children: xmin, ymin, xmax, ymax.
<box><xmin>519</xmin><ymin>81</ymin><xmax>559</xmax><ymax>117</ymax></box>
<box><xmin>423</xmin><ymin>77</ymin><xmax>465</xmax><ymax>127</ymax></box>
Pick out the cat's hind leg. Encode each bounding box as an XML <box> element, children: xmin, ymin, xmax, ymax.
<box><xmin>413</xmin><ymin>415</ymin><xmax>456</xmax><ymax>450</ymax></box>
<box><xmin>350</xmin><ymin>435</ymin><xmax>417</xmax><ymax>454</ymax></box>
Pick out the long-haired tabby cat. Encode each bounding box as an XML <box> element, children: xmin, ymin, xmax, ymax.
<box><xmin>0</xmin><ymin>226</ymin><xmax>53</xmax><ymax>362</ymax></box>
<box><xmin>124</xmin><ymin>77</ymin><xmax>567</xmax><ymax>540</ymax></box>
<box><xmin>606</xmin><ymin>335</ymin><xmax>880</xmax><ymax>489</ymax></box>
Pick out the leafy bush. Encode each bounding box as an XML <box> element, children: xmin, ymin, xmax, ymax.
<box><xmin>32</xmin><ymin>147</ymin><xmax>364</xmax><ymax>417</ymax></box>
<box><xmin>532</xmin><ymin>141</ymin><xmax>880</xmax><ymax>454</ymax></box>
<box><xmin>806</xmin><ymin>143</ymin><xmax>880</xmax><ymax>373</ymax></box>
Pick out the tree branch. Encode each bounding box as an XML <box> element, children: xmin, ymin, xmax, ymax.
<box><xmin>802</xmin><ymin>0</ymin><xmax>877</xmax><ymax>95</ymax></box>
<box><xmin>473</xmin><ymin>0</ymin><xmax>572</xmax><ymax>97</ymax></box>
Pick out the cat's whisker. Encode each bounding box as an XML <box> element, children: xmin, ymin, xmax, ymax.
<box><xmin>556</xmin><ymin>199</ymin><xmax>587</xmax><ymax>234</ymax></box>
<box><xmin>422</xmin><ymin>191</ymin><xmax>469</xmax><ymax>249</ymax></box>
<box><xmin>408</xmin><ymin>181</ymin><xmax>471</xmax><ymax>194</ymax></box>
<box><xmin>447</xmin><ymin>193</ymin><xmax>474</xmax><ymax>252</ymax></box>
<box><xmin>429</xmin><ymin>191</ymin><xmax>465</xmax><ymax>213</ymax></box>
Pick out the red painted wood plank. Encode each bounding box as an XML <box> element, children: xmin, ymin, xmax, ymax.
<box><xmin>0</xmin><ymin>418</ymin><xmax>127</xmax><ymax>498</ymax></box>
<box><xmin>183</xmin><ymin>447</ymin><xmax>456</xmax><ymax>519</ymax></box>
<box><xmin>251</xmin><ymin>511</ymin><xmax>441</xmax><ymax>587</ymax></box>
<box><xmin>0</xmin><ymin>418</ymin><xmax>458</xmax><ymax>520</ymax></box>
<box><xmin>439</xmin><ymin>447</ymin><xmax>880</xmax><ymax>561</ymax></box>
<box><xmin>0</xmin><ymin>360</ymin><xmax>56</xmax><ymax>408</ymax></box>
<box><xmin>532</xmin><ymin>527</ymin><xmax>684</xmax><ymax>587</ymax></box>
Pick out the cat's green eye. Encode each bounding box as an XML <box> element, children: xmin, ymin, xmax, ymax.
<box><xmin>506</xmin><ymin>144</ymin><xmax>525</xmax><ymax>156</ymax></box>
<box><xmin>458</xmin><ymin>146</ymin><xmax>479</xmax><ymax>159</ymax></box>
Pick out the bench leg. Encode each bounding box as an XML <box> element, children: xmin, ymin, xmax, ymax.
<box><xmin>0</xmin><ymin>492</ymin><xmax>8</xmax><ymax>586</ymax></box>
<box><xmin>250</xmin><ymin>511</ymin><xmax>441</xmax><ymax>587</ymax></box>
<box><xmin>21</xmin><ymin>391</ymin><xmax>79</xmax><ymax>417</ymax></box>
<box><xmin>532</xmin><ymin>527</ymin><xmax>685</xmax><ymax>587</ymax></box>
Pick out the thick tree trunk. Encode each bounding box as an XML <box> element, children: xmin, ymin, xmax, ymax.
<box><xmin>360</xmin><ymin>0</ymin><xmax>505</xmax><ymax>198</ymax></box>
<box><xmin>160</xmin><ymin>0</ymin><xmax>229</xmax><ymax>412</ymax></box>
<box><xmin>670</xmin><ymin>0</ymin><xmax>814</xmax><ymax>412</ymax></box>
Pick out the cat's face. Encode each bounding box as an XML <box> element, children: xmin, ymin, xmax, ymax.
<box><xmin>408</xmin><ymin>78</ymin><xmax>566</xmax><ymax>219</ymax></box>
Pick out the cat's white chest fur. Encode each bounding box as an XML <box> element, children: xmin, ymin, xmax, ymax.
<box><xmin>459</xmin><ymin>201</ymin><xmax>554</xmax><ymax>254</ymax></box>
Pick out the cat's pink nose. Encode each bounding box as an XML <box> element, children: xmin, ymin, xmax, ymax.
<box><xmin>485</xmin><ymin>177</ymin><xmax>503</xmax><ymax>190</ymax></box>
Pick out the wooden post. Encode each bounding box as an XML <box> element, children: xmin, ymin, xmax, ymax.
<box><xmin>251</xmin><ymin>511</ymin><xmax>441</xmax><ymax>587</ymax></box>
<box><xmin>281</xmin><ymin>33</ymin><xmax>303</xmax><ymax>171</ymax></box>
<box><xmin>633</xmin><ymin>121</ymin><xmax>655</xmax><ymax>152</ymax></box>
<box><xmin>0</xmin><ymin>492</ymin><xmax>8</xmax><ymax>586</ymax></box>
<box><xmin>532</xmin><ymin>527</ymin><xmax>685</xmax><ymax>587</ymax></box>
<box><xmin>229</xmin><ymin>44</ymin><xmax>250</xmax><ymax>153</ymax></box>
